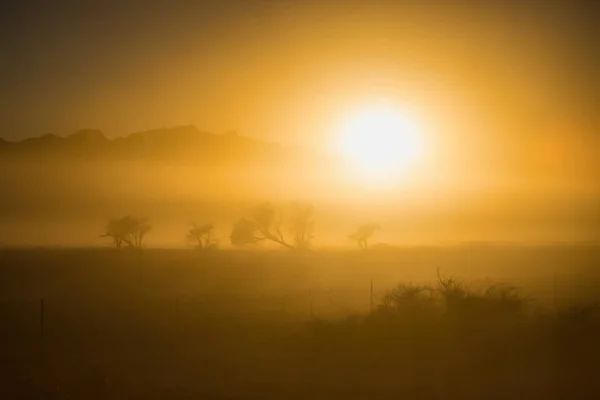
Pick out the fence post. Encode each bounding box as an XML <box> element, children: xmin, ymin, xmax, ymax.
<box><xmin>370</xmin><ymin>280</ymin><xmax>374</xmax><ymax>313</ymax></box>
<box><xmin>553</xmin><ymin>271</ymin><xmax>558</xmax><ymax>311</ymax></box>
<box><xmin>40</xmin><ymin>298</ymin><xmax>45</xmax><ymax>341</ymax></box>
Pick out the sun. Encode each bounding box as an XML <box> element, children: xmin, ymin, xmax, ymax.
<box><xmin>337</xmin><ymin>104</ymin><xmax>423</xmax><ymax>181</ymax></box>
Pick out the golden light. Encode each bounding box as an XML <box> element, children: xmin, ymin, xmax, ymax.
<box><xmin>337</xmin><ymin>104</ymin><xmax>424</xmax><ymax>182</ymax></box>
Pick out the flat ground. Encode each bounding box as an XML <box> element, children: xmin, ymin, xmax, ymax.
<box><xmin>1</xmin><ymin>245</ymin><xmax>599</xmax><ymax>398</ymax></box>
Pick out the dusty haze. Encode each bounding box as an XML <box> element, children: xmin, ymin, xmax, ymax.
<box><xmin>0</xmin><ymin>126</ymin><xmax>598</xmax><ymax>247</ymax></box>
<box><xmin>1</xmin><ymin>1</ymin><xmax>599</xmax><ymax>247</ymax></box>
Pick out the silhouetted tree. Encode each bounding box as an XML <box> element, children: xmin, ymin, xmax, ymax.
<box><xmin>349</xmin><ymin>223</ymin><xmax>380</xmax><ymax>249</ymax></box>
<box><xmin>187</xmin><ymin>223</ymin><xmax>217</xmax><ymax>249</ymax></box>
<box><xmin>230</xmin><ymin>218</ymin><xmax>262</xmax><ymax>247</ymax></box>
<box><xmin>101</xmin><ymin>216</ymin><xmax>151</xmax><ymax>249</ymax></box>
<box><xmin>230</xmin><ymin>202</ymin><xmax>315</xmax><ymax>249</ymax></box>
<box><xmin>290</xmin><ymin>203</ymin><xmax>315</xmax><ymax>249</ymax></box>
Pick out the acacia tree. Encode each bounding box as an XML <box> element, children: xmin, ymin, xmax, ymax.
<box><xmin>290</xmin><ymin>203</ymin><xmax>315</xmax><ymax>249</ymax></box>
<box><xmin>187</xmin><ymin>223</ymin><xmax>217</xmax><ymax>249</ymax></box>
<box><xmin>349</xmin><ymin>223</ymin><xmax>380</xmax><ymax>249</ymax></box>
<box><xmin>101</xmin><ymin>216</ymin><xmax>151</xmax><ymax>249</ymax></box>
<box><xmin>230</xmin><ymin>202</ymin><xmax>315</xmax><ymax>249</ymax></box>
<box><xmin>230</xmin><ymin>218</ymin><xmax>262</xmax><ymax>247</ymax></box>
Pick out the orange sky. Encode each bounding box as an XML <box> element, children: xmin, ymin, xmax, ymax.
<box><xmin>1</xmin><ymin>1</ymin><xmax>598</xmax><ymax>144</ymax></box>
<box><xmin>1</xmin><ymin>1</ymin><xmax>598</xmax><ymax>247</ymax></box>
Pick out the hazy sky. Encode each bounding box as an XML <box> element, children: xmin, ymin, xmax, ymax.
<box><xmin>1</xmin><ymin>0</ymin><xmax>598</xmax><ymax>145</ymax></box>
<box><xmin>0</xmin><ymin>1</ymin><xmax>599</xmax><ymax>246</ymax></box>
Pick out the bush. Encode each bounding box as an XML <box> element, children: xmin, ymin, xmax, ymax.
<box><xmin>303</xmin><ymin>274</ymin><xmax>600</xmax><ymax>397</ymax></box>
<box><xmin>371</xmin><ymin>272</ymin><xmax>529</xmax><ymax>325</ymax></box>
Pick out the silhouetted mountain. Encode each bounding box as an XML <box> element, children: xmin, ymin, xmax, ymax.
<box><xmin>0</xmin><ymin>125</ymin><xmax>295</xmax><ymax>165</ymax></box>
<box><xmin>66</xmin><ymin>129</ymin><xmax>107</xmax><ymax>146</ymax></box>
<box><xmin>19</xmin><ymin>133</ymin><xmax>64</xmax><ymax>147</ymax></box>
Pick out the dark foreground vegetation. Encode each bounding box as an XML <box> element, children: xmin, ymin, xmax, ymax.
<box><xmin>1</xmin><ymin>246</ymin><xmax>599</xmax><ymax>399</ymax></box>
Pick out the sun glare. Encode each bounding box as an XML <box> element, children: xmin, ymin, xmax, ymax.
<box><xmin>337</xmin><ymin>104</ymin><xmax>423</xmax><ymax>182</ymax></box>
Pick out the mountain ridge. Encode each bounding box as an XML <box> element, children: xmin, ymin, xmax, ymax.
<box><xmin>0</xmin><ymin>125</ymin><xmax>254</xmax><ymax>146</ymax></box>
<box><xmin>0</xmin><ymin>125</ymin><xmax>303</xmax><ymax>165</ymax></box>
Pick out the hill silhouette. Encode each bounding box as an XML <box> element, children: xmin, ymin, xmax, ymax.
<box><xmin>0</xmin><ymin>125</ymin><xmax>301</xmax><ymax>165</ymax></box>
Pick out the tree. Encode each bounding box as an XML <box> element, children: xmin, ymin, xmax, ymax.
<box><xmin>230</xmin><ymin>218</ymin><xmax>262</xmax><ymax>247</ymax></box>
<box><xmin>187</xmin><ymin>223</ymin><xmax>217</xmax><ymax>249</ymax></box>
<box><xmin>290</xmin><ymin>203</ymin><xmax>315</xmax><ymax>249</ymax></box>
<box><xmin>101</xmin><ymin>216</ymin><xmax>151</xmax><ymax>249</ymax></box>
<box><xmin>230</xmin><ymin>202</ymin><xmax>315</xmax><ymax>249</ymax></box>
<box><xmin>349</xmin><ymin>223</ymin><xmax>380</xmax><ymax>249</ymax></box>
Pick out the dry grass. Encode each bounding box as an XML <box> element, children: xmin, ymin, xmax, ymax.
<box><xmin>0</xmin><ymin>245</ymin><xmax>599</xmax><ymax>398</ymax></box>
